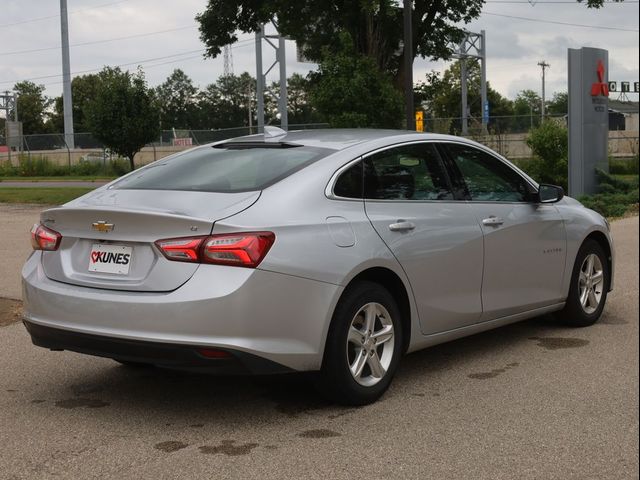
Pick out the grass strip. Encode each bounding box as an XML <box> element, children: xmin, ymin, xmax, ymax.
<box><xmin>0</xmin><ymin>188</ymin><xmax>93</xmax><ymax>204</ymax></box>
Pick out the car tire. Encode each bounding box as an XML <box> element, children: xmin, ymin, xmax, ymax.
<box><xmin>557</xmin><ymin>239</ymin><xmax>610</xmax><ymax>327</ymax></box>
<box><xmin>316</xmin><ymin>281</ymin><xmax>403</xmax><ymax>406</ymax></box>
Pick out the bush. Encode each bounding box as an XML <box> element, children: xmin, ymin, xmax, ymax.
<box><xmin>309</xmin><ymin>33</ymin><xmax>403</xmax><ymax>129</ymax></box>
<box><xmin>609</xmin><ymin>156</ymin><xmax>639</xmax><ymax>175</ymax></box>
<box><xmin>578</xmin><ymin>169</ymin><xmax>639</xmax><ymax>218</ymax></box>
<box><xmin>0</xmin><ymin>154</ymin><xmax>131</xmax><ymax>177</ymax></box>
<box><xmin>524</xmin><ymin>120</ymin><xmax>568</xmax><ymax>190</ymax></box>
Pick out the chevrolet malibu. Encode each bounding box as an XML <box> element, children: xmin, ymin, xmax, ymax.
<box><xmin>22</xmin><ymin>129</ymin><xmax>614</xmax><ymax>405</ymax></box>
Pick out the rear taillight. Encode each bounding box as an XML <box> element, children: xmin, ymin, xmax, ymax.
<box><xmin>155</xmin><ymin>232</ymin><xmax>275</xmax><ymax>268</ymax></box>
<box><xmin>30</xmin><ymin>224</ymin><xmax>62</xmax><ymax>251</ymax></box>
<box><xmin>155</xmin><ymin>237</ymin><xmax>205</xmax><ymax>262</ymax></box>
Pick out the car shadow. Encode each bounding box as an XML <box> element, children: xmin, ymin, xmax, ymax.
<box><xmin>33</xmin><ymin>314</ymin><xmax>579</xmax><ymax>425</ymax></box>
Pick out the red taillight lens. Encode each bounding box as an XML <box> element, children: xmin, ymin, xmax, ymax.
<box><xmin>155</xmin><ymin>232</ymin><xmax>275</xmax><ymax>268</ymax></box>
<box><xmin>202</xmin><ymin>232</ymin><xmax>275</xmax><ymax>268</ymax></box>
<box><xmin>155</xmin><ymin>236</ymin><xmax>206</xmax><ymax>262</ymax></box>
<box><xmin>30</xmin><ymin>224</ymin><xmax>62</xmax><ymax>251</ymax></box>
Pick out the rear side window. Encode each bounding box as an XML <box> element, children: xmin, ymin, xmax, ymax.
<box><xmin>334</xmin><ymin>161</ymin><xmax>363</xmax><ymax>198</ymax></box>
<box><xmin>113</xmin><ymin>145</ymin><xmax>332</xmax><ymax>193</ymax></box>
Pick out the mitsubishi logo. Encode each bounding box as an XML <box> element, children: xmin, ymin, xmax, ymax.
<box><xmin>591</xmin><ymin>60</ymin><xmax>609</xmax><ymax>97</ymax></box>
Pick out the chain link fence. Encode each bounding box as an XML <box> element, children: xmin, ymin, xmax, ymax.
<box><xmin>1</xmin><ymin>117</ymin><xmax>637</xmax><ymax>170</ymax></box>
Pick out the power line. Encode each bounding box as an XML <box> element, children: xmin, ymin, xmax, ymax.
<box><xmin>0</xmin><ymin>39</ymin><xmax>255</xmax><ymax>87</ymax></box>
<box><xmin>0</xmin><ymin>0</ymin><xmax>134</xmax><ymax>28</ymax></box>
<box><xmin>0</xmin><ymin>25</ymin><xmax>197</xmax><ymax>57</ymax></box>
<box><xmin>483</xmin><ymin>11</ymin><xmax>640</xmax><ymax>31</ymax></box>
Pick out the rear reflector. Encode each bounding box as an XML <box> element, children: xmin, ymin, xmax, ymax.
<box><xmin>30</xmin><ymin>224</ymin><xmax>62</xmax><ymax>251</ymax></box>
<box><xmin>196</xmin><ymin>348</ymin><xmax>232</xmax><ymax>359</ymax></box>
<box><xmin>155</xmin><ymin>232</ymin><xmax>275</xmax><ymax>268</ymax></box>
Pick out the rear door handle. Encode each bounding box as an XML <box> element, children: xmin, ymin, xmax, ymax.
<box><xmin>389</xmin><ymin>221</ymin><xmax>416</xmax><ymax>232</ymax></box>
<box><xmin>482</xmin><ymin>216</ymin><xmax>504</xmax><ymax>227</ymax></box>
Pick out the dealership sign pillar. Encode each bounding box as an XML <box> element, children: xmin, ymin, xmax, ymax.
<box><xmin>568</xmin><ymin>47</ymin><xmax>609</xmax><ymax>197</ymax></box>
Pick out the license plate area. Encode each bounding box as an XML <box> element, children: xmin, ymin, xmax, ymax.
<box><xmin>88</xmin><ymin>244</ymin><xmax>132</xmax><ymax>275</ymax></box>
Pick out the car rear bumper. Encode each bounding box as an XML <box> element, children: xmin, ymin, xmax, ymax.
<box><xmin>22</xmin><ymin>252</ymin><xmax>342</xmax><ymax>371</ymax></box>
<box><xmin>23</xmin><ymin>320</ymin><xmax>291</xmax><ymax>374</ymax></box>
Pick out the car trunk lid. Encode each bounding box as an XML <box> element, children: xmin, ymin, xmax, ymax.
<box><xmin>40</xmin><ymin>189</ymin><xmax>260</xmax><ymax>292</ymax></box>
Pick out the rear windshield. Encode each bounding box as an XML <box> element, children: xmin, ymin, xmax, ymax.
<box><xmin>112</xmin><ymin>144</ymin><xmax>332</xmax><ymax>193</ymax></box>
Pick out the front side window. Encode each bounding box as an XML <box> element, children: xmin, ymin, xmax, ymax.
<box><xmin>113</xmin><ymin>144</ymin><xmax>332</xmax><ymax>193</ymax></box>
<box><xmin>443</xmin><ymin>143</ymin><xmax>532</xmax><ymax>202</ymax></box>
<box><xmin>363</xmin><ymin>144</ymin><xmax>453</xmax><ymax>201</ymax></box>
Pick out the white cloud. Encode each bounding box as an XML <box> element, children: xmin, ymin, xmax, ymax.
<box><xmin>0</xmin><ymin>0</ymin><xmax>637</xmax><ymax>113</ymax></box>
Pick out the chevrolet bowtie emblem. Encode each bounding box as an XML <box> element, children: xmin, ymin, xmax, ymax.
<box><xmin>92</xmin><ymin>221</ymin><xmax>114</xmax><ymax>233</ymax></box>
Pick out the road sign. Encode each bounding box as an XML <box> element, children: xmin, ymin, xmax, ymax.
<box><xmin>482</xmin><ymin>101</ymin><xmax>490</xmax><ymax>123</ymax></box>
<box><xmin>5</xmin><ymin>121</ymin><xmax>22</xmax><ymax>148</ymax></box>
<box><xmin>172</xmin><ymin>137</ymin><xmax>192</xmax><ymax>147</ymax></box>
<box><xmin>608</xmin><ymin>81</ymin><xmax>617</xmax><ymax>92</ymax></box>
<box><xmin>415</xmin><ymin>111</ymin><xmax>424</xmax><ymax>132</ymax></box>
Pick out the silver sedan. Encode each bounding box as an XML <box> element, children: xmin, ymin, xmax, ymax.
<box><xmin>22</xmin><ymin>129</ymin><xmax>614</xmax><ymax>405</ymax></box>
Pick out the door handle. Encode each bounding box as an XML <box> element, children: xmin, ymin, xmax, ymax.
<box><xmin>482</xmin><ymin>216</ymin><xmax>504</xmax><ymax>227</ymax></box>
<box><xmin>389</xmin><ymin>220</ymin><xmax>416</xmax><ymax>232</ymax></box>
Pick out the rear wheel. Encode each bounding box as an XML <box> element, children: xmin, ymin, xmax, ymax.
<box><xmin>316</xmin><ymin>281</ymin><xmax>403</xmax><ymax>406</ymax></box>
<box><xmin>557</xmin><ymin>239</ymin><xmax>610</xmax><ymax>327</ymax></box>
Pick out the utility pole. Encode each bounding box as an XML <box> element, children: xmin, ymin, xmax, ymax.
<box><xmin>223</xmin><ymin>45</ymin><xmax>234</xmax><ymax>77</ymax></box>
<box><xmin>461</xmin><ymin>59</ymin><xmax>468</xmax><ymax>135</ymax></box>
<box><xmin>247</xmin><ymin>84</ymin><xmax>253</xmax><ymax>133</ymax></box>
<box><xmin>60</xmin><ymin>0</ymin><xmax>74</xmax><ymax>149</ymax></box>
<box><xmin>255</xmin><ymin>26</ymin><xmax>265</xmax><ymax>134</ymax></box>
<box><xmin>254</xmin><ymin>21</ymin><xmax>287</xmax><ymax>133</ymax></box>
<box><xmin>538</xmin><ymin>60</ymin><xmax>550</xmax><ymax>121</ymax></box>
<box><xmin>403</xmin><ymin>0</ymin><xmax>415</xmax><ymax>130</ymax></box>
<box><xmin>450</xmin><ymin>31</ymin><xmax>487</xmax><ymax>136</ymax></box>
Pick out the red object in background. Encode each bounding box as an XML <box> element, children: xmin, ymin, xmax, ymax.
<box><xmin>0</xmin><ymin>145</ymin><xmax>8</xmax><ymax>152</ymax></box>
<box><xmin>590</xmin><ymin>60</ymin><xmax>609</xmax><ymax>97</ymax></box>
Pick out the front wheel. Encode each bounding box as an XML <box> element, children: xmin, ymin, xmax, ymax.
<box><xmin>316</xmin><ymin>281</ymin><xmax>403</xmax><ymax>406</ymax></box>
<box><xmin>557</xmin><ymin>239</ymin><xmax>610</xmax><ymax>327</ymax></box>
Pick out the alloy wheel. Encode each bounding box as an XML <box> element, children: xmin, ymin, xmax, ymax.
<box><xmin>578</xmin><ymin>253</ymin><xmax>604</xmax><ymax>315</ymax></box>
<box><xmin>346</xmin><ymin>302</ymin><xmax>395</xmax><ymax>387</ymax></box>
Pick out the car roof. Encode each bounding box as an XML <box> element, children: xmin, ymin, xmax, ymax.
<box><xmin>217</xmin><ymin>128</ymin><xmax>471</xmax><ymax>151</ymax></box>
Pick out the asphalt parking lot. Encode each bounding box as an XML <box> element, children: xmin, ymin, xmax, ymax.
<box><xmin>0</xmin><ymin>205</ymin><xmax>637</xmax><ymax>480</ymax></box>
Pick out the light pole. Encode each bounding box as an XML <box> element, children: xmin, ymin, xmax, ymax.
<box><xmin>60</xmin><ymin>0</ymin><xmax>74</xmax><ymax>148</ymax></box>
<box><xmin>403</xmin><ymin>0</ymin><xmax>415</xmax><ymax>130</ymax></box>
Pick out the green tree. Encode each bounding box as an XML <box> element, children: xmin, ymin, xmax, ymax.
<box><xmin>155</xmin><ymin>69</ymin><xmax>199</xmax><ymax>129</ymax></box>
<box><xmin>525</xmin><ymin>120</ymin><xmax>569</xmax><ymax>190</ymax></box>
<box><xmin>197</xmin><ymin>72</ymin><xmax>255</xmax><ymax>129</ymax></box>
<box><xmin>547</xmin><ymin>91</ymin><xmax>568</xmax><ymax>115</ymax></box>
<box><xmin>49</xmin><ymin>74</ymin><xmax>102</xmax><ymax>133</ymax></box>
<box><xmin>580</xmin><ymin>0</ymin><xmax>625</xmax><ymax>7</ymax></box>
<box><xmin>414</xmin><ymin>61</ymin><xmax>513</xmax><ymax>134</ymax></box>
<box><xmin>85</xmin><ymin>68</ymin><xmax>159</xmax><ymax>170</ymax></box>
<box><xmin>309</xmin><ymin>34</ymin><xmax>403</xmax><ymax>128</ymax></box>
<box><xmin>513</xmin><ymin>89</ymin><xmax>542</xmax><ymax>132</ymax></box>
<box><xmin>286</xmin><ymin>73</ymin><xmax>319</xmax><ymax>125</ymax></box>
<box><xmin>13</xmin><ymin>81</ymin><xmax>51</xmax><ymax>135</ymax></box>
<box><xmin>196</xmin><ymin>0</ymin><xmax>485</xmax><ymax>93</ymax></box>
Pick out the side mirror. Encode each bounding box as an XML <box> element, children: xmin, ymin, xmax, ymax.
<box><xmin>536</xmin><ymin>184</ymin><xmax>565</xmax><ymax>203</ymax></box>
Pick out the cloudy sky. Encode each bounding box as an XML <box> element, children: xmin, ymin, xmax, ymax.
<box><xmin>0</xmin><ymin>0</ymin><xmax>638</xmax><ymax>116</ymax></box>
